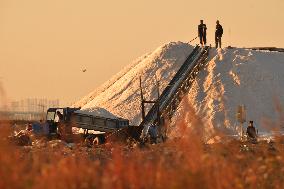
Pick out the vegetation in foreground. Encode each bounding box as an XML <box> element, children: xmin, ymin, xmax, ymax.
<box><xmin>1</xmin><ymin>104</ymin><xmax>284</xmax><ymax>189</ymax></box>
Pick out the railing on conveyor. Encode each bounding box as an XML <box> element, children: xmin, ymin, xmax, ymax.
<box><xmin>139</xmin><ymin>45</ymin><xmax>210</xmax><ymax>138</ymax></box>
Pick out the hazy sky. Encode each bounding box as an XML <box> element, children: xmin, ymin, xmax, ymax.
<box><xmin>0</xmin><ymin>0</ymin><xmax>283</xmax><ymax>105</ymax></box>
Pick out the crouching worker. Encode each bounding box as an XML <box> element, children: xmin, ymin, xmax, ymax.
<box><xmin>246</xmin><ymin>121</ymin><xmax>258</xmax><ymax>143</ymax></box>
<box><xmin>13</xmin><ymin>130</ymin><xmax>32</xmax><ymax>146</ymax></box>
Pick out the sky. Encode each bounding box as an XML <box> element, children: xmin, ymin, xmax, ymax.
<box><xmin>0</xmin><ymin>0</ymin><xmax>283</xmax><ymax>106</ymax></box>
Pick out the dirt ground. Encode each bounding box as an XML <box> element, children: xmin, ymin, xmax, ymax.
<box><xmin>1</xmin><ymin>120</ymin><xmax>284</xmax><ymax>189</ymax></box>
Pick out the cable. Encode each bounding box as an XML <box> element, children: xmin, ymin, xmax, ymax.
<box><xmin>189</xmin><ymin>36</ymin><xmax>198</xmax><ymax>43</ymax></box>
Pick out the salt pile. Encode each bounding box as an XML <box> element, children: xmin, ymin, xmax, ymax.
<box><xmin>187</xmin><ymin>48</ymin><xmax>284</xmax><ymax>131</ymax></box>
<box><xmin>74</xmin><ymin>42</ymin><xmax>194</xmax><ymax>125</ymax></box>
<box><xmin>76</xmin><ymin>42</ymin><xmax>284</xmax><ymax>132</ymax></box>
<box><xmin>75</xmin><ymin>107</ymin><xmax>118</xmax><ymax>119</ymax></box>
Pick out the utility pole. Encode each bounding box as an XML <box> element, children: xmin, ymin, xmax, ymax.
<box><xmin>140</xmin><ymin>77</ymin><xmax>146</xmax><ymax>121</ymax></box>
<box><xmin>237</xmin><ymin>105</ymin><xmax>246</xmax><ymax>140</ymax></box>
<box><xmin>155</xmin><ymin>75</ymin><xmax>161</xmax><ymax>126</ymax></box>
<box><xmin>139</xmin><ymin>76</ymin><xmax>160</xmax><ymax>123</ymax></box>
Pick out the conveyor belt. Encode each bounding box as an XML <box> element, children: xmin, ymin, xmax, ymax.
<box><xmin>139</xmin><ymin>45</ymin><xmax>210</xmax><ymax>138</ymax></box>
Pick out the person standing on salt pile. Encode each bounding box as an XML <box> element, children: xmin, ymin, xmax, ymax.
<box><xmin>198</xmin><ymin>20</ymin><xmax>207</xmax><ymax>47</ymax></box>
<box><xmin>215</xmin><ymin>20</ymin><xmax>223</xmax><ymax>48</ymax></box>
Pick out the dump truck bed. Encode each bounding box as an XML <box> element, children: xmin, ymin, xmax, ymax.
<box><xmin>73</xmin><ymin>112</ymin><xmax>129</xmax><ymax>133</ymax></box>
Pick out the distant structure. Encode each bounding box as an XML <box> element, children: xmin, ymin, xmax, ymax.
<box><xmin>0</xmin><ymin>98</ymin><xmax>60</xmax><ymax>121</ymax></box>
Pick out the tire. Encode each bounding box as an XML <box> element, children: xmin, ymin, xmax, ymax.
<box><xmin>93</xmin><ymin>135</ymin><xmax>106</xmax><ymax>145</ymax></box>
<box><xmin>93</xmin><ymin>137</ymin><xmax>100</xmax><ymax>145</ymax></box>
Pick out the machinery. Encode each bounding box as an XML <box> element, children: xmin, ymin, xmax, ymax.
<box><xmin>45</xmin><ymin>107</ymin><xmax>132</xmax><ymax>144</ymax></box>
<box><xmin>45</xmin><ymin>45</ymin><xmax>210</xmax><ymax>144</ymax></box>
<box><xmin>139</xmin><ymin>45</ymin><xmax>210</xmax><ymax>142</ymax></box>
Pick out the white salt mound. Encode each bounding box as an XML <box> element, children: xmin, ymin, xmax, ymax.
<box><xmin>186</xmin><ymin>48</ymin><xmax>284</xmax><ymax>131</ymax></box>
<box><xmin>76</xmin><ymin>42</ymin><xmax>284</xmax><ymax>132</ymax></box>
<box><xmin>74</xmin><ymin>41</ymin><xmax>194</xmax><ymax>125</ymax></box>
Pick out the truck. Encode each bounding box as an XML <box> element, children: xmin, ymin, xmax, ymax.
<box><xmin>45</xmin><ymin>107</ymin><xmax>139</xmax><ymax>144</ymax></box>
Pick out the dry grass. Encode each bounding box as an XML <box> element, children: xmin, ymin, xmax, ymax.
<box><xmin>1</xmin><ymin>101</ymin><xmax>284</xmax><ymax>189</ymax></box>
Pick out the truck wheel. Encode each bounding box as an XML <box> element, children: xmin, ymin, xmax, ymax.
<box><xmin>93</xmin><ymin>137</ymin><xmax>101</xmax><ymax>145</ymax></box>
<box><xmin>93</xmin><ymin>135</ymin><xmax>105</xmax><ymax>145</ymax></box>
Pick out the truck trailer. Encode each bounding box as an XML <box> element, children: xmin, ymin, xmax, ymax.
<box><xmin>45</xmin><ymin>107</ymin><xmax>140</xmax><ymax>144</ymax></box>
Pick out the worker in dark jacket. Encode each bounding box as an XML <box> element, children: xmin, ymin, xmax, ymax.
<box><xmin>246</xmin><ymin>121</ymin><xmax>257</xmax><ymax>141</ymax></box>
<box><xmin>198</xmin><ymin>20</ymin><xmax>207</xmax><ymax>47</ymax></box>
<box><xmin>56</xmin><ymin>111</ymin><xmax>73</xmax><ymax>142</ymax></box>
<box><xmin>215</xmin><ymin>20</ymin><xmax>223</xmax><ymax>48</ymax></box>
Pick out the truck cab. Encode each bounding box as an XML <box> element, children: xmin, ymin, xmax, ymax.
<box><xmin>46</xmin><ymin>107</ymin><xmax>80</xmax><ymax>134</ymax></box>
